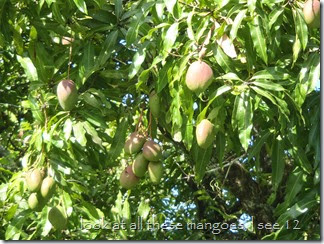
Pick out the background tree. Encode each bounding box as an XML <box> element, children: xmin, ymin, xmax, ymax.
<box><xmin>0</xmin><ymin>0</ymin><xmax>320</xmax><ymax>240</ymax></box>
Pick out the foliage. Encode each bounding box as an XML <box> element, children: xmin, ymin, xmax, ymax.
<box><xmin>0</xmin><ymin>0</ymin><xmax>320</xmax><ymax>240</ymax></box>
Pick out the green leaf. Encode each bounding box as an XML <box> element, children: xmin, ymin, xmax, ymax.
<box><xmin>73</xmin><ymin>121</ymin><xmax>87</xmax><ymax>147</ymax></box>
<box><xmin>163</xmin><ymin>0</ymin><xmax>176</xmax><ymax>14</ymax></box>
<box><xmin>114</xmin><ymin>0</ymin><xmax>123</xmax><ymax>19</ymax></box>
<box><xmin>233</xmin><ymin>91</ymin><xmax>253</xmax><ymax>151</ymax></box>
<box><xmin>63</xmin><ymin>118</ymin><xmax>73</xmax><ymax>140</ymax></box>
<box><xmin>137</xmin><ymin>199</ymin><xmax>150</xmax><ymax>221</ymax></box>
<box><xmin>268</xmin><ymin>6</ymin><xmax>284</xmax><ymax>29</ymax></box>
<box><xmin>73</xmin><ymin>0</ymin><xmax>87</xmax><ymax>14</ymax></box>
<box><xmin>247</xmin><ymin>0</ymin><xmax>256</xmax><ymax>13</ymax></box>
<box><xmin>79</xmin><ymin>42</ymin><xmax>95</xmax><ymax>84</ymax></box>
<box><xmin>249</xmin><ymin>16</ymin><xmax>268</xmax><ymax>64</ymax></box>
<box><xmin>252</xmin><ymin>67</ymin><xmax>290</xmax><ymax>80</ymax></box>
<box><xmin>28</xmin><ymin>96</ymin><xmax>44</xmax><ymax>124</ymax></box>
<box><xmin>292</xmin><ymin>35</ymin><xmax>301</xmax><ymax>64</ymax></box>
<box><xmin>163</xmin><ymin>22</ymin><xmax>179</xmax><ymax>57</ymax></box>
<box><xmin>126</xmin><ymin>13</ymin><xmax>144</xmax><ymax>46</ymax></box>
<box><xmin>287</xmin><ymin>140</ymin><xmax>312</xmax><ymax>174</ymax></box>
<box><xmin>5</xmin><ymin>204</ymin><xmax>18</xmax><ymax>221</ymax></box>
<box><xmin>213</xmin><ymin>44</ymin><xmax>235</xmax><ymax>72</ymax></box>
<box><xmin>197</xmin><ymin>85</ymin><xmax>232</xmax><ymax>123</ymax></box>
<box><xmin>277</xmin><ymin>190</ymin><xmax>318</xmax><ymax>225</ymax></box>
<box><xmin>128</xmin><ymin>44</ymin><xmax>147</xmax><ymax>79</ymax></box>
<box><xmin>271</xmin><ymin>135</ymin><xmax>285</xmax><ymax>191</ymax></box>
<box><xmin>157</xmin><ymin>61</ymin><xmax>172</xmax><ymax>93</ymax></box>
<box><xmin>17</xmin><ymin>56</ymin><xmax>38</xmax><ymax>81</ymax></box>
<box><xmin>251</xmin><ymin>86</ymin><xmax>289</xmax><ymax>120</ymax></box>
<box><xmin>216</xmin><ymin>72</ymin><xmax>242</xmax><ymax>81</ymax></box>
<box><xmin>97</xmin><ymin>30</ymin><xmax>118</xmax><ymax>67</ymax></box>
<box><xmin>193</xmin><ymin>143</ymin><xmax>213</xmax><ymax>183</ymax></box>
<box><xmin>306</xmin><ymin>54</ymin><xmax>320</xmax><ymax>94</ymax></box>
<box><xmin>122</xmin><ymin>198</ymin><xmax>131</xmax><ymax>225</ymax></box>
<box><xmin>81</xmin><ymin>201</ymin><xmax>100</xmax><ymax>220</ymax></box>
<box><xmin>251</xmin><ymin>80</ymin><xmax>285</xmax><ymax>91</ymax></box>
<box><xmin>5</xmin><ymin>210</ymin><xmax>30</xmax><ymax>240</ymax></box>
<box><xmin>83</xmin><ymin>121</ymin><xmax>102</xmax><ymax>146</ymax></box>
<box><xmin>292</xmin><ymin>8</ymin><xmax>308</xmax><ymax>51</ymax></box>
<box><xmin>248</xmin><ymin>130</ymin><xmax>271</xmax><ymax>163</ymax></box>
<box><xmin>109</xmin><ymin>118</ymin><xmax>128</xmax><ymax>163</ymax></box>
<box><xmin>230</xmin><ymin>9</ymin><xmax>247</xmax><ymax>41</ymax></box>
<box><xmin>284</xmin><ymin>167</ymin><xmax>304</xmax><ymax>204</ymax></box>
<box><xmin>187</xmin><ymin>10</ymin><xmax>195</xmax><ymax>41</ymax></box>
<box><xmin>79</xmin><ymin>110</ymin><xmax>108</xmax><ymax>129</ymax></box>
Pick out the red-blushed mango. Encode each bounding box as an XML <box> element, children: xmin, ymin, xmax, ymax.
<box><xmin>120</xmin><ymin>165</ymin><xmax>140</xmax><ymax>189</ymax></box>
<box><xmin>57</xmin><ymin>80</ymin><xmax>78</xmax><ymax>111</ymax></box>
<box><xmin>124</xmin><ymin>132</ymin><xmax>146</xmax><ymax>154</ymax></box>
<box><xmin>196</xmin><ymin>119</ymin><xmax>215</xmax><ymax>149</ymax></box>
<box><xmin>143</xmin><ymin>140</ymin><xmax>162</xmax><ymax>162</ymax></box>
<box><xmin>132</xmin><ymin>153</ymin><xmax>149</xmax><ymax>177</ymax></box>
<box><xmin>40</xmin><ymin>176</ymin><xmax>56</xmax><ymax>199</ymax></box>
<box><xmin>48</xmin><ymin>206</ymin><xmax>67</xmax><ymax>231</ymax></box>
<box><xmin>185</xmin><ymin>61</ymin><xmax>213</xmax><ymax>93</ymax></box>
<box><xmin>26</xmin><ymin>169</ymin><xmax>43</xmax><ymax>192</ymax></box>
<box><xmin>303</xmin><ymin>0</ymin><xmax>320</xmax><ymax>28</ymax></box>
<box><xmin>149</xmin><ymin>91</ymin><xmax>160</xmax><ymax>118</ymax></box>
<box><xmin>148</xmin><ymin>162</ymin><xmax>163</xmax><ymax>184</ymax></box>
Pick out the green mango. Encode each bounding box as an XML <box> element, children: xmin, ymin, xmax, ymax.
<box><xmin>26</xmin><ymin>169</ymin><xmax>43</xmax><ymax>192</ymax></box>
<box><xmin>148</xmin><ymin>162</ymin><xmax>163</xmax><ymax>184</ymax></box>
<box><xmin>132</xmin><ymin>153</ymin><xmax>148</xmax><ymax>177</ymax></box>
<box><xmin>48</xmin><ymin>206</ymin><xmax>67</xmax><ymax>231</ymax></box>
<box><xmin>149</xmin><ymin>91</ymin><xmax>160</xmax><ymax>118</ymax></box>
<box><xmin>28</xmin><ymin>192</ymin><xmax>45</xmax><ymax>212</ymax></box>
<box><xmin>124</xmin><ymin>132</ymin><xmax>146</xmax><ymax>155</ymax></box>
<box><xmin>40</xmin><ymin>176</ymin><xmax>56</xmax><ymax>199</ymax></box>
<box><xmin>142</xmin><ymin>140</ymin><xmax>162</xmax><ymax>162</ymax></box>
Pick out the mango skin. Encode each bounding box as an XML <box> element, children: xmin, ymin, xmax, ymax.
<box><xmin>120</xmin><ymin>165</ymin><xmax>140</xmax><ymax>189</ymax></box>
<box><xmin>26</xmin><ymin>169</ymin><xmax>43</xmax><ymax>192</ymax></box>
<box><xmin>148</xmin><ymin>162</ymin><xmax>163</xmax><ymax>184</ymax></box>
<box><xmin>40</xmin><ymin>176</ymin><xmax>56</xmax><ymax>199</ymax></box>
<box><xmin>196</xmin><ymin>119</ymin><xmax>215</xmax><ymax>149</ymax></box>
<box><xmin>303</xmin><ymin>0</ymin><xmax>320</xmax><ymax>29</ymax></box>
<box><xmin>48</xmin><ymin>206</ymin><xmax>67</xmax><ymax>231</ymax></box>
<box><xmin>124</xmin><ymin>132</ymin><xmax>146</xmax><ymax>155</ymax></box>
<box><xmin>185</xmin><ymin>61</ymin><xmax>213</xmax><ymax>94</ymax></box>
<box><xmin>28</xmin><ymin>193</ymin><xmax>45</xmax><ymax>212</ymax></box>
<box><xmin>142</xmin><ymin>140</ymin><xmax>162</xmax><ymax>162</ymax></box>
<box><xmin>149</xmin><ymin>91</ymin><xmax>160</xmax><ymax>118</ymax></box>
<box><xmin>132</xmin><ymin>153</ymin><xmax>149</xmax><ymax>177</ymax></box>
<box><xmin>57</xmin><ymin>79</ymin><xmax>78</xmax><ymax>111</ymax></box>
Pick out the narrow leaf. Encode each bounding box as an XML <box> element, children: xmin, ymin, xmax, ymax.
<box><xmin>230</xmin><ymin>9</ymin><xmax>247</xmax><ymax>41</ymax></box>
<box><xmin>109</xmin><ymin>118</ymin><xmax>128</xmax><ymax>163</ymax></box>
<box><xmin>271</xmin><ymin>136</ymin><xmax>285</xmax><ymax>191</ymax></box>
<box><xmin>249</xmin><ymin>16</ymin><xmax>268</xmax><ymax>64</ymax></box>
<box><xmin>252</xmin><ymin>80</ymin><xmax>285</xmax><ymax>91</ymax></box>
<box><xmin>73</xmin><ymin>0</ymin><xmax>87</xmax><ymax>14</ymax></box>
<box><xmin>163</xmin><ymin>23</ymin><xmax>179</xmax><ymax>56</ymax></box>
<box><xmin>292</xmin><ymin>8</ymin><xmax>308</xmax><ymax>51</ymax></box>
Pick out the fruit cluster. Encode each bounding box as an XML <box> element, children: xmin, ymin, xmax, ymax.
<box><xmin>25</xmin><ymin>169</ymin><xmax>67</xmax><ymax>231</ymax></box>
<box><xmin>120</xmin><ymin>132</ymin><xmax>163</xmax><ymax>189</ymax></box>
<box><xmin>185</xmin><ymin>59</ymin><xmax>216</xmax><ymax>148</ymax></box>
